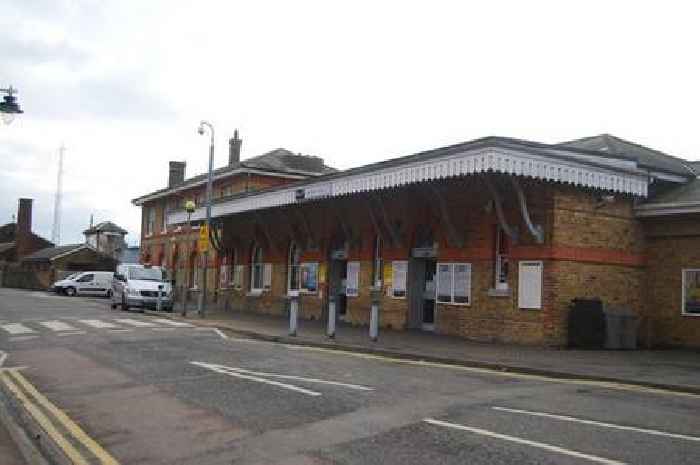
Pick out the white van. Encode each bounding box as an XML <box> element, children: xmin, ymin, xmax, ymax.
<box><xmin>111</xmin><ymin>264</ymin><xmax>172</xmax><ymax>312</ymax></box>
<box><xmin>52</xmin><ymin>271</ymin><xmax>115</xmax><ymax>297</ymax></box>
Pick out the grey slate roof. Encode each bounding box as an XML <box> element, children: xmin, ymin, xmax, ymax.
<box><xmin>644</xmin><ymin>178</ymin><xmax>700</xmax><ymax>205</ymax></box>
<box><xmin>83</xmin><ymin>221</ymin><xmax>128</xmax><ymax>235</ymax></box>
<box><xmin>21</xmin><ymin>244</ymin><xmax>86</xmax><ymax>262</ymax></box>
<box><xmin>0</xmin><ymin>242</ymin><xmax>15</xmax><ymax>254</ymax></box>
<box><xmin>558</xmin><ymin>134</ymin><xmax>696</xmax><ymax>177</ymax></box>
<box><xmin>133</xmin><ymin>148</ymin><xmax>336</xmax><ymax>204</ymax></box>
<box><xmin>0</xmin><ymin>222</ymin><xmax>53</xmax><ymax>249</ymax></box>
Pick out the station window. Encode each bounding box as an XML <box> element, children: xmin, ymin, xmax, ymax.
<box><xmin>494</xmin><ymin>225</ymin><xmax>510</xmax><ymax>290</ymax></box>
<box><xmin>436</xmin><ymin>263</ymin><xmax>472</xmax><ymax>305</ymax></box>
<box><xmin>145</xmin><ymin>207</ymin><xmax>156</xmax><ymax>236</ymax></box>
<box><xmin>682</xmin><ymin>269</ymin><xmax>700</xmax><ymax>315</ymax></box>
<box><xmin>288</xmin><ymin>242</ymin><xmax>301</xmax><ymax>293</ymax></box>
<box><xmin>251</xmin><ymin>245</ymin><xmax>264</xmax><ymax>292</ymax></box>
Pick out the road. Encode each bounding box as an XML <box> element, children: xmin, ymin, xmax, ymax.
<box><xmin>0</xmin><ymin>288</ymin><xmax>698</xmax><ymax>465</ymax></box>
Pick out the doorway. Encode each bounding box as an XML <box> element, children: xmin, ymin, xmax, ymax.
<box><xmin>408</xmin><ymin>258</ymin><xmax>437</xmax><ymax>331</ymax></box>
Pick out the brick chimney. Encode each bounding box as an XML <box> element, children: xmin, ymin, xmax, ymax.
<box><xmin>15</xmin><ymin>198</ymin><xmax>33</xmax><ymax>258</ymax></box>
<box><xmin>229</xmin><ymin>129</ymin><xmax>242</xmax><ymax>166</ymax></box>
<box><xmin>168</xmin><ymin>161</ymin><xmax>186</xmax><ymax>188</ymax></box>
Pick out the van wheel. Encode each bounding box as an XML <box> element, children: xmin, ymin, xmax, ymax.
<box><xmin>121</xmin><ymin>295</ymin><xmax>129</xmax><ymax>311</ymax></box>
<box><xmin>106</xmin><ymin>290</ymin><xmax>113</xmax><ymax>298</ymax></box>
<box><xmin>65</xmin><ymin>287</ymin><xmax>76</xmax><ymax>297</ymax></box>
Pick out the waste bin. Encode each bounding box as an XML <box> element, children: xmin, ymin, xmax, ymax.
<box><xmin>604</xmin><ymin>306</ymin><xmax>639</xmax><ymax>350</ymax></box>
<box><xmin>568</xmin><ymin>298</ymin><xmax>605</xmax><ymax>348</ymax></box>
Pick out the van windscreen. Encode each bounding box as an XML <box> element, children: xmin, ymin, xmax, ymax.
<box><xmin>128</xmin><ymin>268</ymin><xmax>163</xmax><ymax>281</ymax></box>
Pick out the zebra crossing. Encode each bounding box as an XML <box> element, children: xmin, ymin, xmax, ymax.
<box><xmin>0</xmin><ymin>317</ymin><xmax>195</xmax><ymax>339</ymax></box>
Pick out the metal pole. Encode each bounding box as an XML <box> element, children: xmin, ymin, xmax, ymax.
<box><xmin>327</xmin><ymin>291</ymin><xmax>336</xmax><ymax>338</ymax></box>
<box><xmin>289</xmin><ymin>291</ymin><xmax>299</xmax><ymax>336</ymax></box>
<box><xmin>369</xmin><ymin>286</ymin><xmax>381</xmax><ymax>342</ymax></box>
<box><xmin>197</xmin><ymin>121</ymin><xmax>215</xmax><ymax>319</ymax></box>
<box><xmin>156</xmin><ymin>284</ymin><xmax>163</xmax><ymax>312</ymax></box>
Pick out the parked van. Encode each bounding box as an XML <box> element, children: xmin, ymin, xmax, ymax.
<box><xmin>52</xmin><ymin>271</ymin><xmax>115</xmax><ymax>297</ymax></box>
<box><xmin>111</xmin><ymin>264</ymin><xmax>172</xmax><ymax>312</ymax></box>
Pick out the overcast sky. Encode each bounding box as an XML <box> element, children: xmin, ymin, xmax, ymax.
<box><xmin>2</xmin><ymin>0</ymin><xmax>699</xmax><ymax>246</ymax></box>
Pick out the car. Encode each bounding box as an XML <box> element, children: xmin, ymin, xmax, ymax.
<box><xmin>52</xmin><ymin>271</ymin><xmax>115</xmax><ymax>297</ymax></box>
<box><xmin>111</xmin><ymin>264</ymin><xmax>172</xmax><ymax>312</ymax></box>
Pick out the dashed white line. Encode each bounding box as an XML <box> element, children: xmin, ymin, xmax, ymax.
<box><xmin>1</xmin><ymin>323</ymin><xmax>35</xmax><ymax>335</ymax></box>
<box><xmin>226</xmin><ymin>367</ymin><xmax>374</xmax><ymax>391</ymax></box>
<box><xmin>150</xmin><ymin>318</ymin><xmax>193</xmax><ymax>327</ymax></box>
<box><xmin>39</xmin><ymin>321</ymin><xmax>78</xmax><ymax>332</ymax></box>
<box><xmin>423</xmin><ymin>418</ymin><xmax>627</xmax><ymax>465</ymax></box>
<box><xmin>78</xmin><ymin>319</ymin><xmax>120</xmax><ymax>329</ymax></box>
<box><xmin>57</xmin><ymin>331</ymin><xmax>87</xmax><ymax>337</ymax></box>
<box><xmin>114</xmin><ymin>319</ymin><xmax>156</xmax><ymax>327</ymax></box>
<box><xmin>492</xmin><ymin>406</ymin><xmax>700</xmax><ymax>443</ymax></box>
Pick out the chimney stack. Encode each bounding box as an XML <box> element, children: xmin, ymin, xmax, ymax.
<box><xmin>168</xmin><ymin>161</ymin><xmax>186</xmax><ymax>188</ymax></box>
<box><xmin>16</xmin><ymin>198</ymin><xmax>34</xmax><ymax>258</ymax></box>
<box><xmin>229</xmin><ymin>129</ymin><xmax>242</xmax><ymax>166</ymax></box>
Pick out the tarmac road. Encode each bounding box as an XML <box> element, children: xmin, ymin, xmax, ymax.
<box><xmin>0</xmin><ymin>287</ymin><xmax>699</xmax><ymax>465</ymax></box>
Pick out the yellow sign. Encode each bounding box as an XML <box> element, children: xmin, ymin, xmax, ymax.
<box><xmin>318</xmin><ymin>262</ymin><xmax>327</xmax><ymax>284</ymax></box>
<box><xmin>198</xmin><ymin>225</ymin><xmax>209</xmax><ymax>252</ymax></box>
<box><xmin>383</xmin><ymin>263</ymin><xmax>393</xmax><ymax>285</ymax></box>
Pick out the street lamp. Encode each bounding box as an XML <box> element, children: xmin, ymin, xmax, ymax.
<box><xmin>197</xmin><ymin>120</ymin><xmax>215</xmax><ymax>318</ymax></box>
<box><xmin>0</xmin><ymin>86</ymin><xmax>23</xmax><ymax>126</ymax></box>
<box><xmin>182</xmin><ymin>199</ymin><xmax>196</xmax><ymax>317</ymax></box>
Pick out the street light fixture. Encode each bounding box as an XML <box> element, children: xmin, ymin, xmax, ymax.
<box><xmin>0</xmin><ymin>86</ymin><xmax>23</xmax><ymax>126</ymax></box>
<box><xmin>197</xmin><ymin>120</ymin><xmax>215</xmax><ymax>318</ymax></box>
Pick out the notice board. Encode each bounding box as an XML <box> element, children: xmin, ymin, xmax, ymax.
<box><xmin>518</xmin><ymin>261</ymin><xmax>543</xmax><ymax>309</ymax></box>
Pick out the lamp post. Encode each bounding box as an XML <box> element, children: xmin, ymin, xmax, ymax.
<box><xmin>197</xmin><ymin>121</ymin><xmax>215</xmax><ymax>318</ymax></box>
<box><xmin>0</xmin><ymin>86</ymin><xmax>23</xmax><ymax>125</ymax></box>
<box><xmin>182</xmin><ymin>200</ymin><xmax>196</xmax><ymax>317</ymax></box>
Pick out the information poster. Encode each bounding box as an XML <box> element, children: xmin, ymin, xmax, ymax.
<box><xmin>683</xmin><ymin>269</ymin><xmax>700</xmax><ymax>314</ymax></box>
<box><xmin>518</xmin><ymin>261</ymin><xmax>543</xmax><ymax>309</ymax></box>
<box><xmin>318</xmin><ymin>262</ymin><xmax>327</xmax><ymax>284</ymax></box>
<box><xmin>453</xmin><ymin>263</ymin><xmax>471</xmax><ymax>304</ymax></box>
<box><xmin>392</xmin><ymin>261</ymin><xmax>407</xmax><ymax>298</ymax></box>
<box><xmin>301</xmin><ymin>262</ymin><xmax>318</xmax><ymax>293</ymax></box>
<box><xmin>346</xmin><ymin>261</ymin><xmax>360</xmax><ymax>297</ymax></box>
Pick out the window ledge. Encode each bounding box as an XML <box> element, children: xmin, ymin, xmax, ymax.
<box><xmin>488</xmin><ymin>288</ymin><xmax>511</xmax><ymax>298</ymax></box>
<box><xmin>247</xmin><ymin>290</ymin><xmax>264</xmax><ymax>297</ymax></box>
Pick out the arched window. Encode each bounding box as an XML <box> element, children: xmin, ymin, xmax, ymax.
<box><xmin>371</xmin><ymin>235</ymin><xmax>383</xmax><ymax>287</ymax></box>
<box><xmin>288</xmin><ymin>242</ymin><xmax>301</xmax><ymax>293</ymax></box>
<box><xmin>251</xmin><ymin>245</ymin><xmax>264</xmax><ymax>291</ymax></box>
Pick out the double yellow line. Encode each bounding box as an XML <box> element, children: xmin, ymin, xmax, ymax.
<box><xmin>0</xmin><ymin>368</ymin><xmax>120</xmax><ymax>465</ymax></box>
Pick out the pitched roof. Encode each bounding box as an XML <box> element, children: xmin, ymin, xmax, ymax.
<box><xmin>133</xmin><ymin>148</ymin><xmax>336</xmax><ymax>205</ymax></box>
<box><xmin>0</xmin><ymin>222</ymin><xmax>53</xmax><ymax>249</ymax></box>
<box><xmin>0</xmin><ymin>241</ymin><xmax>15</xmax><ymax>254</ymax></box>
<box><xmin>83</xmin><ymin>221</ymin><xmax>128</xmax><ymax>235</ymax></box>
<box><xmin>645</xmin><ymin>178</ymin><xmax>700</xmax><ymax>205</ymax></box>
<box><xmin>21</xmin><ymin>244</ymin><xmax>89</xmax><ymax>262</ymax></box>
<box><xmin>558</xmin><ymin>134</ymin><xmax>696</xmax><ymax>177</ymax></box>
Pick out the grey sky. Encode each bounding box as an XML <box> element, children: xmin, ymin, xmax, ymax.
<box><xmin>2</xmin><ymin>0</ymin><xmax>699</xmax><ymax>246</ymax></box>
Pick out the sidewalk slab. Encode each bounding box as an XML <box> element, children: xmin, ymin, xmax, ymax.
<box><xmin>148</xmin><ymin>309</ymin><xmax>700</xmax><ymax>395</ymax></box>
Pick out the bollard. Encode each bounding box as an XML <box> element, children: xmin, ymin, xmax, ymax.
<box><xmin>156</xmin><ymin>284</ymin><xmax>163</xmax><ymax>312</ymax></box>
<box><xmin>327</xmin><ymin>292</ymin><xmax>337</xmax><ymax>338</ymax></box>
<box><xmin>369</xmin><ymin>286</ymin><xmax>382</xmax><ymax>342</ymax></box>
<box><xmin>181</xmin><ymin>288</ymin><xmax>188</xmax><ymax>317</ymax></box>
<box><xmin>288</xmin><ymin>290</ymin><xmax>299</xmax><ymax>336</ymax></box>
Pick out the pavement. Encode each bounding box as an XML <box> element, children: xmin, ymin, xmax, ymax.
<box><xmin>152</xmin><ymin>306</ymin><xmax>700</xmax><ymax>394</ymax></box>
<box><xmin>0</xmin><ymin>288</ymin><xmax>699</xmax><ymax>464</ymax></box>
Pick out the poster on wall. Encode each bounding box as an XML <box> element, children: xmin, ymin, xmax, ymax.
<box><xmin>518</xmin><ymin>261</ymin><xmax>543</xmax><ymax>309</ymax></box>
<box><xmin>392</xmin><ymin>261</ymin><xmax>407</xmax><ymax>298</ymax></box>
<box><xmin>346</xmin><ymin>261</ymin><xmax>360</xmax><ymax>297</ymax></box>
<box><xmin>683</xmin><ymin>269</ymin><xmax>700</xmax><ymax>314</ymax></box>
<box><xmin>318</xmin><ymin>262</ymin><xmax>327</xmax><ymax>284</ymax></box>
<box><xmin>453</xmin><ymin>263</ymin><xmax>471</xmax><ymax>304</ymax></box>
<box><xmin>301</xmin><ymin>262</ymin><xmax>318</xmax><ymax>293</ymax></box>
<box><xmin>219</xmin><ymin>264</ymin><xmax>229</xmax><ymax>288</ymax></box>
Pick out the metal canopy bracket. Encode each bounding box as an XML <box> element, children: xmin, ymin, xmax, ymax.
<box><xmin>509</xmin><ymin>177</ymin><xmax>544</xmax><ymax>244</ymax></box>
<box><xmin>370</xmin><ymin>193</ymin><xmax>402</xmax><ymax>248</ymax></box>
<box><xmin>294</xmin><ymin>208</ymin><xmax>317</xmax><ymax>250</ymax></box>
<box><xmin>253</xmin><ymin>212</ymin><xmax>279</xmax><ymax>254</ymax></box>
<box><xmin>482</xmin><ymin>176</ymin><xmax>518</xmax><ymax>243</ymax></box>
<box><xmin>425</xmin><ymin>184</ymin><xmax>464</xmax><ymax>248</ymax></box>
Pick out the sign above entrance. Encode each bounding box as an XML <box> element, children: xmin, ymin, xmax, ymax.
<box><xmin>411</xmin><ymin>246</ymin><xmax>437</xmax><ymax>259</ymax></box>
<box><xmin>331</xmin><ymin>249</ymin><xmax>348</xmax><ymax>260</ymax></box>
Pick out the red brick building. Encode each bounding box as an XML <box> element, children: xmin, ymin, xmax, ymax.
<box><xmin>135</xmin><ymin>133</ymin><xmax>700</xmax><ymax>348</ymax></box>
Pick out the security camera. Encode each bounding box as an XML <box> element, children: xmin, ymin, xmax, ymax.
<box><xmin>197</xmin><ymin>126</ymin><xmax>205</xmax><ymax>135</ymax></box>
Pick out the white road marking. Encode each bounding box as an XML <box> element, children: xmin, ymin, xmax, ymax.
<box><xmin>492</xmin><ymin>406</ymin><xmax>700</xmax><ymax>443</ymax></box>
<box><xmin>191</xmin><ymin>361</ymin><xmax>322</xmax><ymax>396</ymax></box>
<box><xmin>39</xmin><ymin>321</ymin><xmax>78</xmax><ymax>332</ymax></box>
<box><xmin>150</xmin><ymin>318</ymin><xmax>193</xmax><ymax>327</ymax></box>
<box><xmin>226</xmin><ymin>367</ymin><xmax>374</xmax><ymax>391</ymax></box>
<box><xmin>1</xmin><ymin>323</ymin><xmax>35</xmax><ymax>335</ymax></box>
<box><xmin>423</xmin><ymin>418</ymin><xmax>627</xmax><ymax>465</ymax></box>
<box><xmin>151</xmin><ymin>328</ymin><xmax>176</xmax><ymax>331</ymax></box>
<box><xmin>9</xmin><ymin>336</ymin><xmax>38</xmax><ymax>342</ymax></box>
<box><xmin>78</xmin><ymin>319</ymin><xmax>120</xmax><ymax>329</ymax></box>
<box><xmin>212</xmin><ymin>328</ymin><xmax>228</xmax><ymax>339</ymax></box>
<box><xmin>0</xmin><ymin>351</ymin><xmax>7</xmax><ymax>367</ymax></box>
<box><xmin>114</xmin><ymin>319</ymin><xmax>156</xmax><ymax>327</ymax></box>
<box><xmin>57</xmin><ymin>331</ymin><xmax>87</xmax><ymax>337</ymax></box>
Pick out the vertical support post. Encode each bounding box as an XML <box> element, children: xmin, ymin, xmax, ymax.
<box><xmin>327</xmin><ymin>290</ymin><xmax>337</xmax><ymax>338</ymax></box>
<box><xmin>369</xmin><ymin>286</ymin><xmax>381</xmax><ymax>342</ymax></box>
<box><xmin>156</xmin><ymin>284</ymin><xmax>163</xmax><ymax>312</ymax></box>
<box><xmin>181</xmin><ymin>287</ymin><xmax>188</xmax><ymax>317</ymax></box>
<box><xmin>288</xmin><ymin>290</ymin><xmax>299</xmax><ymax>336</ymax></box>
